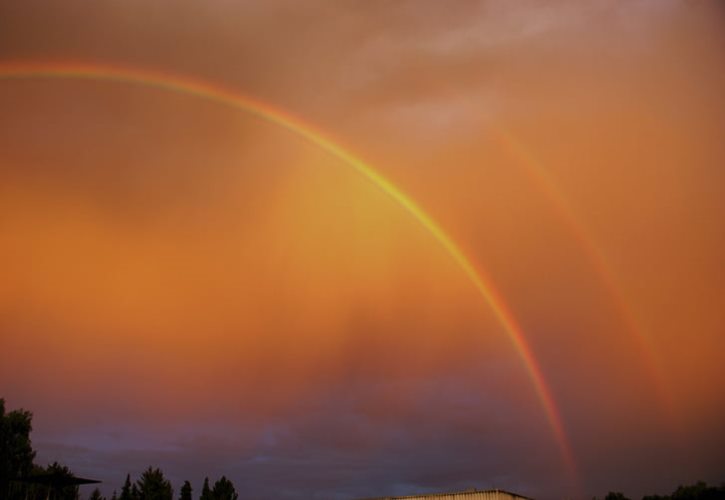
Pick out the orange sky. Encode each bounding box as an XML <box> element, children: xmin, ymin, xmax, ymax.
<box><xmin>1</xmin><ymin>2</ymin><xmax>724</xmax><ymax>499</ymax></box>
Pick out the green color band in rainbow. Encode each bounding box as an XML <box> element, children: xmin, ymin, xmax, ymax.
<box><xmin>0</xmin><ymin>60</ymin><xmax>578</xmax><ymax>483</ymax></box>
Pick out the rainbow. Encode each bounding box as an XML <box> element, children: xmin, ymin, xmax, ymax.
<box><xmin>497</xmin><ymin>130</ymin><xmax>674</xmax><ymax>419</ymax></box>
<box><xmin>0</xmin><ymin>60</ymin><xmax>578</xmax><ymax>480</ymax></box>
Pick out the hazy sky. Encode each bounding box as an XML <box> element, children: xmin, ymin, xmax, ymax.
<box><xmin>1</xmin><ymin>1</ymin><xmax>724</xmax><ymax>499</ymax></box>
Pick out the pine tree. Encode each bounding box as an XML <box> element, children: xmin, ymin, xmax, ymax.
<box><xmin>135</xmin><ymin>467</ymin><xmax>172</xmax><ymax>500</ymax></box>
<box><xmin>211</xmin><ymin>476</ymin><xmax>238</xmax><ymax>500</ymax></box>
<box><xmin>88</xmin><ymin>488</ymin><xmax>105</xmax><ymax>500</ymax></box>
<box><xmin>179</xmin><ymin>481</ymin><xmax>192</xmax><ymax>500</ymax></box>
<box><xmin>119</xmin><ymin>474</ymin><xmax>134</xmax><ymax>500</ymax></box>
<box><xmin>200</xmin><ymin>478</ymin><xmax>212</xmax><ymax>500</ymax></box>
<box><xmin>46</xmin><ymin>462</ymin><xmax>80</xmax><ymax>500</ymax></box>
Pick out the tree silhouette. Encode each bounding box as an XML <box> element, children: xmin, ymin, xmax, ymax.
<box><xmin>119</xmin><ymin>474</ymin><xmax>134</xmax><ymax>500</ymax></box>
<box><xmin>200</xmin><ymin>478</ymin><xmax>212</xmax><ymax>500</ymax></box>
<box><xmin>0</xmin><ymin>398</ymin><xmax>36</xmax><ymax>498</ymax></box>
<box><xmin>668</xmin><ymin>482</ymin><xmax>725</xmax><ymax>500</ymax></box>
<box><xmin>211</xmin><ymin>476</ymin><xmax>238</xmax><ymax>500</ymax></box>
<box><xmin>179</xmin><ymin>481</ymin><xmax>192</xmax><ymax>500</ymax></box>
<box><xmin>89</xmin><ymin>487</ymin><xmax>106</xmax><ymax>500</ymax></box>
<box><xmin>605</xmin><ymin>493</ymin><xmax>631</xmax><ymax>500</ymax></box>
<box><xmin>135</xmin><ymin>467</ymin><xmax>172</xmax><ymax>500</ymax></box>
<box><xmin>40</xmin><ymin>462</ymin><xmax>81</xmax><ymax>500</ymax></box>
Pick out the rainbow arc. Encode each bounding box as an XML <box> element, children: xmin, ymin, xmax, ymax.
<box><xmin>0</xmin><ymin>60</ymin><xmax>578</xmax><ymax>482</ymax></box>
<box><xmin>497</xmin><ymin>130</ymin><xmax>673</xmax><ymax>420</ymax></box>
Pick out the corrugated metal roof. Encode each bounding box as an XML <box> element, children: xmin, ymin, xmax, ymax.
<box><xmin>359</xmin><ymin>488</ymin><xmax>534</xmax><ymax>500</ymax></box>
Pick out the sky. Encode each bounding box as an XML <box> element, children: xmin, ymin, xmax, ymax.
<box><xmin>0</xmin><ymin>1</ymin><xmax>724</xmax><ymax>499</ymax></box>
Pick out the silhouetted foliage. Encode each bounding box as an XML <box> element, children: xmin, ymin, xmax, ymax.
<box><xmin>200</xmin><ymin>477</ymin><xmax>213</xmax><ymax>500</ymax></box>
<box><xmin>179</xmin><ymin>481</ymin><xmax>192</xmax><ymax>500</ymax></box>
<box><xmin>211</xmin><ymin>476</ymin><xmax>238</xmax><ymax>500</ymax></box>
<box><xmin>89</xmin><ymin>487</ymin><xmax>106</xmax><ymax>500</ymax></box>
<box><xmin>45</xmin><ymin>462</ymin><xmax>81</xmax><ymax>500</ymax></box>
<box><xmin>0</xmin><ymin>398</ymin><xmax>36</xmax><ymax>498</ymax></box>
<box><xmin>642</xmin><ymin>482</ymin><xmax>725</xmax><ymax>500</ymax></box>
<box><xmin>135</xmin><ymin>467</ymin><xmax>173</xmax><ymax>500</ymax></box>
<box><xmin>606</xmin><ymin>493</ymin><xmax>632</xmax><ymax>500</ymax></box>
<box><xmin>5</xmin><ymin>461</ymin><xmax>81</xmax><ymax>500</ymax></box>
<box><xmin>119</xmin><ymin>474</ymin><xmax>135</xmax><ymax>500</ymax></box>
<box><xmin>6</xmin><ymin>464</ymin><xmax>45</xmax><ymax>500</ymax></box>
<box><xmin>674</xmin><ymin>482</ymin><xmax>725</xmax><ymax>500</ymax></box>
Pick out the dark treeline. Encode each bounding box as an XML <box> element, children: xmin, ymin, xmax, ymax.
<box><xmin>600</xmin><ymin>484</ymin><xmax>725</xmax><ymax>500</ymax></box>
<box><xmin>2</xmin><ymin>399</ymin><xmax>723</xmax><ymax>500</ymax></box>
<box><xmin>1</xmin><ymin>399</ymin><xmax>238</xmax><ymax>500</ymax></box>
<box><xmin>101</xmin><ymin>470</ymin><xmax>239</xmax><ymax>500</ymax></box>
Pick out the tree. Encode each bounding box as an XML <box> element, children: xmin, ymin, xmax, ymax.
<box><xmin>642</xmin><ymin>481</ymin><xmax>725</xmax><ymax>500</ymax></box>
<box><xmin>18</xmin><ymin>463</ymin><xmax>50</xmax><ymax>500</ymax></box>
<box><xmin>671</xmin><ymin>482</ymin><xmax>725</xmax><ymax>500</ymax></box>
<box><xmin>119</xmin><ymin>474</ymin><xmax>135</xmax><ymax>500</ymax></box>
<box><xmin>604</xmin><ymin>493</ymin><xmax>630</xmax><ymax>500</ymax></box>
<box><xmin>135</xmin><ymin>467</ymin><xmax>172</xmax><ymax>500</ymax></box>
<box><xmin>200</xmin><ymin>478</ymin><xmax>212</xmax><ymax>500</ymax></box>
<box><xmin>179</xmin><ymin>481</ymin><xmax>192</xmax><ymax>500</ymax></box>
<box><xmin>45</xmin><ymin>461</ymin><xmax>80</xmax><ymax>500</ymax></box>
<box><xmin>89</xmin><ymin>488</ymin><xmax>106</xmax><ymax>500</ymax></box>
<box><xmin>0</xmin><ymin>399</ymin><xmax>36</xmax><ymax>496</ymax></box>
<box><xmin>211</xmin><ymin>476</ymin><xmax>238</xmax><ymax>500</ymax></box>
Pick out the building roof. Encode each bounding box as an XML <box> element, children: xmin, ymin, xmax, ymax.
<box><xmin>12</xmin><ymin>473</ymin><xmax>101</xmax><ymax>486</ymax></box>
<box><xmin>360</xmin><ymin>488</ymin><xmax>534</xmax><ymax>500</ymax></box>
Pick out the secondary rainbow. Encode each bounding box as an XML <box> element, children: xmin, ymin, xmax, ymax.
<box><xmin>0</xmin><ymin>60</ymin><xmax>578</xmax><ymax>479</ymax></box>
<box><xmin>497</xmin><ymin>129</ymin><xmax>674</xmax><ymax>420</ymax></box>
